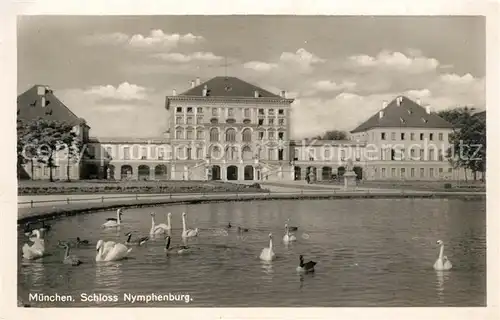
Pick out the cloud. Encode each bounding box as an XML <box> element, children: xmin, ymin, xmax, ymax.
<box><xmin>83</xmin><ymin>82</ymin><xmax>148</xmax><ymax>101</ymax></box>
<box><xmin>279</xmin><ymin>48</ymin><xmax>326</xmax><ymax>72</ymax></box>
<box><xmin>153</xmin><ymin>52</ymin><xmax>223</xmax><ymax>63</ymax></box>
<box><xmin>243</xmin><ymin>61</ymin><xmax>279</xmax><ymax>72</ymax></box>
<box><xmin>311</xmin><ymin>80</ymin><xmax>357</xmax><ymax>92</ymax></box>
<box><xmin>82</xmin><ymin>29</ymin><xmax>204</xmax><ymax>49</ymax></box>
<box><xmin>348</xmin><ymin>50</ymin><xmax>439</xmax><ymax>74</ymax></box>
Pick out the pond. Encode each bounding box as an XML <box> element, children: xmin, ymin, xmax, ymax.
<box><xmin>17</xmin><ymin>198</ymin><xmax>486</xmax><ymax>307</ymax></box>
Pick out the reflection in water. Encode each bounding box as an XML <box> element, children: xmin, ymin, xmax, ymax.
<box><xmin>95</xmin><ymin>262</ymin><xmax>123</xmax><ymax>288</ymax></box>
<box><xmin>435</xmin><ymin>270</ymin><xmax>450</xmax><ymax>304</ymax></box>
<box><xmin>260</xmin><ymin>261</ymin><xmax>274</xmax><ymax>278</ymax></box>
<box><xmin>21</xmin><ymin>260</ymin><xmax>46</xmax><ymax>286</ymax></box>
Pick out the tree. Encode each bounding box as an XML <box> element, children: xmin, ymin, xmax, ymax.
<box><xmin>20</xmin><ymin>118</ymin><xmax>80</xmax><ymax>182</ymax></box>
<box><xmin>438</xmin><ymin>107</ymin><xmax>486</xmax><ymax>181</ymax></box>
<box><xmin>311</xmin><ymin>130</ymin><xmax>348</xmax><ymax>140</ymax></box>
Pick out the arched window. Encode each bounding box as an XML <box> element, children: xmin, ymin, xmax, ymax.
<box><xmin>226</xmin><ymin>146</ymin><xmax>238</xmax><ymax>160</ymax></box>
<box><xmin>210</xmin><ymin>128</ymin><xmax>219</xmax><ymax>142</ymax></box>
<box><xmin>242</xmin><ymin>146</ymin><xmax>253</xmax><ymax>160</ymax></box>
<box><xmin>211</xmin><ymin>145</ymin><xmax>221</xmax><ymax>159</ymax></box>
<box><xmin>196</xmin><ymin>129</ymin><xmax>204</xmax><ymax>140</ymax></box>
<box><xmin>242</xmin><ymin>128</ymin><xmax>252</xmax><ymax>142</ymax></box>
<box><xmin>225</xmin><ymin>128</ymin><xmax>236</xmax><ymax>142</ymax></box>
<box><xmin>175</xmin><ymin>127</ymin><xmax>183</xmax><ymax>139</ymax></box>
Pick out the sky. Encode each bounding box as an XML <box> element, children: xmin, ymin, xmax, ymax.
<box><xmin>17</xmin><ymin>16</ymin><xmax>485</xmax><ymax>139</ymax></box>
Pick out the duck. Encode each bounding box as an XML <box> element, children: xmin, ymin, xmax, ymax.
<box><xmin>96</xmin><ymin>239</ymin><xmax>132</xmax><ymax>262</ymax></box>
<box><xmin>238</xmin><ymin>226</ymin><xmax>249</xmax><ymax>233</ymax></box>
<box><xmin>22</xmin><ymin>230</ymin><xmax>45</xmax><ymax>260</ymax></box>
<box><xmin>76</xmin><ymin>237</ymin><xmax>90</xmax><ymax>246</ymax></box>
<box><xmin>283</xmin><ymin>223</ymin><xmax>297</xmax><ymax>244</ymax></box>
<box><xmin>102</xmin><ymin>208</ymin><xmax>123</xmax><ymax>228</ymax></box>
<box><xmin>260</xmin><ymin>233</ymin><xmax>276</xmax><ymax>261</ymax></box>
<box><xmin>433</xmin><ymin>240</ymin><xmax>453</xmax><ymax>271</ymax></box>
<box><xmin>296</xmin><ymin>255</ymin><xmax>317</xmax><ymax>273</ymax></box>
<box><xmin>59</xmin><ymin>242</ymin><xmax>82</xmax><ymax>266</ymax></box>
<box><xmin>149</xmin><ymin>212</ymin><xmax>169</xmax><ymax>235</ymax></box>
<box><xmin>125</xmin><ymin>232</ymin><xmax>149</xmax><ymax>246</ymax></box>
<box><xmin>286</xmin><ymin>218</ymin><xmax>298</xmax><ymax>231</ymax></box>
<box><xmin>181</xmin><ymin>212</ymin><xmax>198</xmax><ymax>238</ymax></box>
<box><xmin>164</xmin><ymin>235</ymin><xmax>191</xmax><ymax>255</ymax></box>
<box><xmin>226</xmin><ymin>222</ymin><xmax>232</xmax><ymax>229</ymax></box>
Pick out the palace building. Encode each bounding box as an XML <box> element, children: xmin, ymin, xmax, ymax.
<box><xmin>17</xmin><ymin>77</ymin><xmax>478</xmax><ymax>182</ymax></box>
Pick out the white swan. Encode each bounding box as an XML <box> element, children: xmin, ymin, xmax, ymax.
<box><xmin>433</xmin><ymin>240</ymin><xmax>453</xmax><ymax>271</ymax></box>
<box><xmin>155</xmin><ymin>212</ymin><xmax>172</xmax><ymax>231</ymax></box>
<box><xmin>22</xmin><ymin>229</ymin><xmax>45</xmax><ymax>260</ymax></box>
<box><xmin>102</xmin><ymin>208</ymin><xmax>123</xmax><ymax>228</ymax></box>
<box><xmin>181</xmin><ymin>212</ymin><xmax>198</xmax><ymax>238</ymax></box>
<box><xmin>283</xmin><ymin>223</ymin><xmax>297</xmax><ymax>244</ymax></box>
<box><xmin>260</xmin><ymin>233</ymin><xmax>276</xmax><ymax>261</ymax></box>
<box><xmin>150</xmin><ymin>212</ymin><xmax>168</xmax><ymax>235</ymax></box>
<box><xmin>95</xmin><ymin>240</ymin><xmax>116</xmax><ymax>257</ymax></box>
<box><xmin>96</xmin><ymin>239</ymin><xmax>132</xmax><ymax>262</ymax></box>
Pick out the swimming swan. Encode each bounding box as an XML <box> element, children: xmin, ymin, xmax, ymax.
<box><xmin>96</xmin><ymin>240</ymin><xmax>132</xmax><ymax>262</ymax></box>
<box><xmin>95</xmin><ymin>240</ymin><xmax>116</xmax><ymax>257</ymax></box>
<box><xmin>296</xmin><ymin>255</ymin><xmax>317</xmax><ymax>273</ymax></box>
<box><xmin>59</xmin><ymin>242</ymin><xmax>82</xmax><ymax>266</ymax></box>
<box><xmin>125</xmin><ymin>232</ymin><xmax>149</xmax><ymax>246</ymax></box>
<box><xmin>181</xmin><ymin>212</ymin><xmax>198</xmax><ymax>238</ymax></box>
<box><xmin>260</xmin><ymin>233</ymin><xmax>276</xmax><ymax>261</ymax></box>
<box><xmin>102</xmin><ymin>208</ymin><xmax>123</xmax><ymax>228</ymax></box>
<box><xmin>286</xmin><ymin>218</ymin><xmax>298</xmax><ymax>231</ymax></box>
<box><xmin>149</xmin><ymin>212</ymin><xmax>169</xmax><ymax>235</ymax></box>
<box><xmin>433</xmin><ymin>240</ymin><xmax>452</xmax><ymax>271</ymax></box>
<box><xmin>155</xmin><ymin>212</ymin><xmax>172</xmax><ymax>231</ymax></box>
<box><xmin>164</xmin><ymin>236</ymin><xmax>191</xmax><ymax>255</ymax></box>
<box><xmin>22</xmin><ymin>229</ymin><xmax>45</xmax><ymax>260</ymax></box>
<box><xmin>283</xmin><ymin>223</ymin><xmax>297</xmax><ymax>243</ymax></box>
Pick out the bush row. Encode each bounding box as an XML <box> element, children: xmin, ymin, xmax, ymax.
<box><xmin>18</xmin><ymin>183</ymin><xmax>265</xmax><ymax>195</ymax></box>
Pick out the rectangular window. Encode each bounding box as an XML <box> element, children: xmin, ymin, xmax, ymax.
<box><xmin>268</xmin><ymin>109</ymin><xmax>274</xmax><ymax>115</ymax></box>
<box><xmin>391</xmin><ymin>168</ymin><xmax>396</xmax><ymax>177</ymax></box>
<box><xmin>186</xmin><ymin>130</ymin><xmax>193</xmax><ymax>140</ymax></box>
<box><xmin>411</xmin><ymin>168</ymin><xmax>415</xmax><ymax>177</ymax></box>
<box><xmin>123</xmin><ymin>147</ymin><xmax>130</xmax><ymax>160</ymax></box>
<box><xmin>439</xmin><ymin>168</ymin><xmax>443</xmax><ymax>174</ymax></box>
<box><xmin>268</xmin><ymin>131</ymin><xmax>275</xmax><ymax>140</ymax></box>
<box><xmin>429</xmin><ymin>133</ymin><xmax>434</xmax><ymax>141</ymax></box>
<box><xmin>381</xmin><ymin>168</ymin><xmax>386</xmax><ymax>177</ymax></box>
<box><xmin>158</xmin><ymin>149</ymin><xmax>165</xmax><ymax>160</ymax></box>
<box><xmin>391</xmin><ymin>132</ymin><xmax>396</xmax><ymax>140</ymax></box>
<box><xmin>244</xmin><ymin>108</ymin><xmax>250</xmax><ymax>118</ymax></box>
<box><xmin>186</xmin><ymin>116</ymin><xmax>193</xmax><ymax>125</ymax></box>
<box><xmin>410</xmin><ymin>133</ymin><xmax>415</xmax><ymax>140</ymax></box>
<box><xmin>278</xmin><ymin>118</ymin><xmax>285</xmax><ymax>126</ymax></box>
<box><xmin>278</xmin><ymin>149</ymin><xmax>284</xmax><ymax>161</ymax></box>
<box><xmin>278</xmin><ymin>132</ymin><xmax>284</xmax><ymax>140</ymax></box>
<box><xmin>420</xmin><ymin>133</ymin><xmax>424</xmax><ymax>140</ymax></box>
<box><xmin>175</xmin><ymin>116</ymin><xmax>182</xmax><ymax>124</ymax></box>
<box><xmin>438</xmin><ymin>150</ymin><xmax>444</xmax><ymax>161</ymax></box>
<box><xmin>294</xmin><ymin>148</ymin><xmax>299</xmax><ymax>161</ymax></box>
<box><xmin>429</xmin><ymin>149</ymin><xmax>435</xmax><ymax>161</ymax></box>
<box><xmin>212</xmin><ymin>108</ymin><xmax>218</xmax><ymax>116</ymax></box>
<box><xmin>186</xmin><ymin>148</ymin><xmax>192</xmax><ymax>160</ymax></box>
<box><xmin>258</xmin><ymin>108</ymin><xmax>264</xmax><ymax>115</ymax></box>
<box><xmin>410</xmin><ymin>149</ymin><xmax>416</xmax><ymax>158</ymax></box>
<box><xmin>401</xmin><ymin>133</ymin><xmax>405</xmax><ymax>140</ymax></box>
<box><xmin>196</xmin><ymin>130</ymin><xmax>203</xmax><ymax>140</ymax></box>
<box><xmin>176</xmin><ymin>107</ymin><xmax>182</xmax><ymax>113</ymax></box>
<box><xmin>141</xmin><ymin>147</ymin><xmax>147</xmax><ymax>160</ymax></box>
<box><xmin>196</xmin><ymin>116</ymin><xmax>203</xmax><ymax>124</ymax></box>
<box><xmin>400</xmin><ymin>168</ymin><xmax>406</xmax><ymax>178</ymax></box>
<box><xmin>196</xmin><ymin>107</ymin><xmax>203</xmax><ymax>113</ymax></box>
<box><xmin>420</xmin><ymin>168</ymin><xmax>425</xmax><ymax>177</ymax></box>
<box><xmin>258</xmin><ymin>119</ymin><xmax>264</xmax><ymax>126</ymax></box>
<box><xmin>278</xmin><ymin>109</ymin><xmax>284</xmax><ymax>115</ymax></box>
<box><xmin>448</xmin><ymin>168</ymin><xmax>452</xmax><ymax>173</ymax></box>
<box><xmin>187</xmin><ymin>107</ymin><xmax>193</xmax><ymax>113</ymax></box>
<box><xmin>420</xmin><ymin>149</ymin><xmax>424</xmax><ymax>160</ymax></box>
<box><xmin>228</xmin><ymin>108</ymin><xmax>234</xmax><ymax>117</ymax></box>
<box><xmin>438</xmin><ymin>133</ymin><xmax>443</xmax><ymax>141</ymax></box>
<box><xmin>176</xmin><ymin>129</ymin><xmax>183</xmax><ymax>139</ymax></box>
<box><xmin>268</xmin><ymin>149</ymin><xmax>274</xmax><ymax>160</ymax></box>
<box><xmin>150</xmin><ymin>146</ymin><xmax>156</xmax><ymax>159</ymax></box>
<box><xmin>381</xmin><ymin>132</ymin><xmax>386</xmax><ymax>140</ymax></box>
<box><xmin>381</xmin><ymin>148</ymin><xmax>385</xmax><ymax>161</ymax></box>
<box><xmin>196</xmin><ymin>148</ymin><xmax>203</xmax><ymax>160</ymax></box>
<box><xmin>429</xmin><ymin>168</ymin><xmax>434</xmax><ymax>177</ymax></box>
<box><xmin>258</xmin><ymin>131</ymin><xmax>264</xmax><ymax>140</ymax></box>
<box><xmin>341</xmin><ymin>150</ymin><xmax>346</xmax><ymax>161</ymax></box>
<box><xmin>268</xmin><ymin>118</ymin><xmax>275</xmax><ymax>125</ymax></box>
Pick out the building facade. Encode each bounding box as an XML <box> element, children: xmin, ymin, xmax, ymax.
<box><xmin>18</xmin><ymin>79</ymin><xmax>480</xmax><ymax>182</ymax></box>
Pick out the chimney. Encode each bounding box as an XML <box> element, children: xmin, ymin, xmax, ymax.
<box><xmin>382</xmin><ymin>100</ymin><xmax>388</xmax><ymax>109</ymax></box>
<box><xmin>254</xmin><ymin>90</ymin><xmax>259</xmax><ymax>98</ymax></box>
<box><xmin>396</xmin><ymin>96</ymin><xmax>403</xmax><ymax>106</ymax></box>
<box><xmin>191</xmin><ymin>80</ymin><xmax>195</xmax><ymax>88</ymax></box>
<box><xmin>280</xmin><ymin>90</ymin><xmax>286</xmax><ymax>98</ymax></box>
<box><xmin>416</xmin><ymin>98</ymin><xmax>421</xmax><ymax>105</ymax></box>
<box><xmin>172</xmin><ymin>89</ymin><xmax>177</xmax><ymax>96</ymax></box>
<box><xmin>379</xmin><ymin>110</ymin><xmax>384</xmax><ymax>119</ymax></box>
<box><xmin>41</xmin><ymin>96</ymin><xmax>46</xmax><ymax>107</ymax></box>
<box><xmin>425</xmin><ymin>105</ymin><xmax>431</xmax><ymax>114</ymax></box>
<box><xmin>37</xmin><ymin>86</ymin><xmax>46</xmax><ymax>96</ymax></box>
<box><xmin>202</xmin><ymin>85</ymin><xmax>208</xmax><ymax>97</ymax></box>
<box><xmin>196</xmin><ymin>77</ymin><xmax>200</xmax><ymax>86</ymax></box>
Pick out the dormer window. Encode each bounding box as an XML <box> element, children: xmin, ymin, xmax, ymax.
<box><xmin>421</xmin><ymin>117</ymin><xmax>428</xmax><ymax>123</ymax></box>
<box><xmin>400</xmin><ymin>117</ymin><xmax>406</xmax><ymax>124</ymax></box>
<box><xmin>407</xmin><ymin>109</ymin><xmax>412</xmax><ymax>115</ymax></box>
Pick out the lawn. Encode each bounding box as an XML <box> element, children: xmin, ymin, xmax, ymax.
<box><xmin>18</xmin><ymin>179</ymin><xmax>267</xmax><ymax>195</ymax></box>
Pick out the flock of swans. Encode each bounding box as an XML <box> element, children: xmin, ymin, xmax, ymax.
<box><xmin>21</xmin><ymin>208</ymin><xmax>453</xmax><ymax>272</ymax></box>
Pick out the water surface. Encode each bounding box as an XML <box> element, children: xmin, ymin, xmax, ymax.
<box><xmin>18</xmin><ymin>199</ymin><xmax>486</xmax><ymax>307</ymax></box>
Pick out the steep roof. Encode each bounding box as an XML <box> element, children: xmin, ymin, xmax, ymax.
<box><xmin>17</xmin><ymin>85</ymin><xmax>87</xmax><ymax>126</ymax></box>
<box><xmin>178</xmin><ymin>76</ymin><xmax>282</xmax><ymax>98</ymax></box>
<box><xmin>350</xmin><ymin>96</ymin><xmax>453</xmax><ymax>133</ymax></box>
